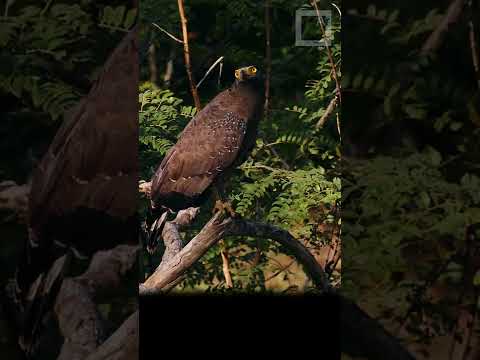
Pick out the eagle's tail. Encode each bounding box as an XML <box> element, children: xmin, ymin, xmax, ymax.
<box><xmin>5</xmin><ymin>242</ymin><xmax>74</xmax><ymax>358</ymax></box>
<box><xmin>145</xmin><ymin>208</ymin><xmax>170</xmax><ymax>254</ymax></box>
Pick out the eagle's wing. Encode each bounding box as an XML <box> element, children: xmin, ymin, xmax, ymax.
<box><xmin>14</xmin><ymin>28</ymin><xmax>139</xmax><ymax>354</ymax></box>
<box><xmin>151</xmin><ymin>91</ymin><xmax>248</xmax><ymax>201</ymax></box>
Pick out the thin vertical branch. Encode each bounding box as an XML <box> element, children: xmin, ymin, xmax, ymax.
<box><xmin>177</xmin><ymin>0</ymin><xmax>202</xmax><ymax>110</ymax></box>
<box><xmin>264</xmin><ymin>0</ymin><xmax>272</xmax><ymax>118</ymax></box>
<box><xmin>468</xmin><ymin>10</ymin><xmax>480</xmax><ymax>89</ymax></box>
<box><xmin>311</xmin><ymin>0</ymin><xmax>341</xmax><ymax>104</ymax></box>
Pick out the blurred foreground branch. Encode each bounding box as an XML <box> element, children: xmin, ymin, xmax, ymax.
<box><xmin>54</xmin><ymin>245</ymin><xmax>139</xmax><ymax>360</ymax></box>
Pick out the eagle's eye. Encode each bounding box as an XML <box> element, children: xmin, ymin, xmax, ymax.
<box><xmin>235</xmin><ymin>69</ymin><xmax>241</xmax><ymax>79</ymax></box>
<box><xmin>248</xmin><ymin>66</ymin><xmax>257</xmax><ymax>74</ymax></box>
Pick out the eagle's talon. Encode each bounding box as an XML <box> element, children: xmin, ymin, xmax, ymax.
<box><xmin>213</xmin><ymin>200</ymin><xmax>236</xmax><ymax>218</ymax></box>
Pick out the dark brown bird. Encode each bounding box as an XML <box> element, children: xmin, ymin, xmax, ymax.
<box><xmin>9</xmin><ymin>27</ymin><xmax>139</xmax><ymax>357</ymax></box>
<box><xmin>150</xmin><ymin>65</ymin><xmax>264</xmax><ymax>210</ymax></box>
<box><xmin>148</xmin><ymin>65</ymin><xmax>263</xmax><ymax>248</ymax></box>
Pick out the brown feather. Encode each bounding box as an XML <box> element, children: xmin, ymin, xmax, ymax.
<box><xmin>151</xmin><ymin>74</ymin><xmax>263</xmax><ymax>211</ymax></box>
<box><xmin>14</xmin><ymin>27</ymin><xmax>139</xmax><ymax>355</ymax></box>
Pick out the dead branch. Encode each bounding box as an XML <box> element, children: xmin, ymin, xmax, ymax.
<box><xmin>469</xmin><ymin>15</ymin><xmax>480</xmax><ymax>89</ymax></box>
<box><xmin>158</xmin><ymin>207</ymin><xmax>200</xmax><ymax>271</ymax></box>
<box><xmin>177</xmin><ymin>0</ymin><xmax>202</xmax><ymax>110</ymax></box>
<box><xmin>140</xmin><ymin>211</ymin><xmax>230</xmax><ymax>295</ymax></box>
<box><xmin>152</xmin><ymin>23</ymin><xmax>183</xmax><ymax>44</ymax></box>
<box><xmin>315</xmin><ymin>96</ymin><xmax>338</xmax><ymax>130</ymax></box>
<box><xmin>139</xmin><ymin>210</ymin><xmax>331</xmax><ymax>294</ymax></box>
<box><xmin>421</xmin><ymin>0</ymin><xmax>467</xmax><ymax>55</ymax></box>
<box><xmin>264</xmin><ymin>0</ymin><xmax>272</xmax><ymax>119</ymax></box>
<box><xmin>54</xmin><ymin>245</ymin><xmax>139</xmax><ymax>360</ymax></box>
<box><xmin>196</xmin><ymin>56</ymin><xmax>224</xmax><ymax>89</ymax></box>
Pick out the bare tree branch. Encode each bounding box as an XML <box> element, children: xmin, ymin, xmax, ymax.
<box><xmin>264</xmin><ymin>0</ymin><xmax>272</xmax><ymax>119</ymax></box>
<box><xmin>152</xmin><ymin>23</ymin><xmax>183</xmax><ymax>44</ymax></box>
<box><xmin>315</xmin><ymin>96</ymin><xmax>338</xmax><ymax>130</ymax></box>
<box><xmin>196</xmin><ymin>56</ymin><xmax>224</xmax><ymax>89</ymax></box>
<box><xmin>158</xmin><ymin>207</ymin><xmax>200</xmax><ymax>271</ymax></box>
<box><xmin>468</xmin><ymin>11</ymin><xmax>480</xmax><ymax>89</ymax></box>
<box><xmin>140</xmin><ymin>211</ymin><xmax>230</xmax><ymax>295</ymax></box>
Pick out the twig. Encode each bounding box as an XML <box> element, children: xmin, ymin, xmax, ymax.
<box><xmin>461</xmin><ymin>288</ymin><xmax>479</xmax><ymax>360</ymax></box>
<box><xmin>220</xmin><ymin>246</ymin><xmax>233</xmax><ymax>288</ymax></box>
<box><xmin>152</xmin><ymin>22</ymin><xmax>183</xmax><ymax>44</ymax></box>
<box><xmin>270</xmin><ymin>146</ymin><xmax>291</xmax><ymax>169</ymax></box>
<box><xmin>421</xmin><ymin>0</ymin><xmax>467</xmax><ymax>55</ymax></box>
<box><xmin>196</xmin><ymin>56</ymin><xmax>224</xmax><ymax>89</ymax></box>
<box><xmin>315</xmin><ymin>96</ymin><xmax>338</xmax><ymax>130</ymax></box>
<box><xmin>264</xmin><ymin>0</ymin><xmax>272</xmax><ymax>119</ymax></box>
<box><xmin>265</xmin><ymin>260</ymin><xmax>295</xmax><ymax>282</ymax></box>
<box><xmin>177</xmin><ymin>0</ymin><xmax>202</xmax><ymax>110</ymax></box>
<box><xmin>311</xmin><ymin>0</ymin><xmax>342</xmax><ymax>104</ymax></box>
<box><xmin>448</xmin><ymin>224</ymin><xmax>475</xmax><ymax>360</ymax></box>
<box><xmin>468</xmin><ymin>12</ymin><xmax>480</xmax><ymax>89</ymax></box>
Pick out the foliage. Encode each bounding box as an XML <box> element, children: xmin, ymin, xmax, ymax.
<box><xmin>0</xmin><ymin>1</ymin><xmax>133</xmax><ymax>182</ymax></box>
<box><xmin>342</xmin><ymin>1</ymin><xmax>480</xmax><ymax>354</ymax></box>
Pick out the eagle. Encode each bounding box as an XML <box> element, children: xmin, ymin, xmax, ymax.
<box><xmin>148</xmin><ymin>65</ymin><xmax>264</xmax><ymax>250</ymax></box>
<box><xmin>8</xmin><ymin>27</ymin><xmax>139</xmax><ymax>357</ymax></box>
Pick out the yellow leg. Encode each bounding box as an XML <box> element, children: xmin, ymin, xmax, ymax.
<box><xmin>212</xmin><ymin>184</ymin><xmax>236</xmax><ymax>217</ymax></box>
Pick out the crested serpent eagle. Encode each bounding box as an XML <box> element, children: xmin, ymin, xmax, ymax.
<box><xmin>148</xmin><ymin>65</ymin><xmax>264</xmax><ymax>249</ymax></box>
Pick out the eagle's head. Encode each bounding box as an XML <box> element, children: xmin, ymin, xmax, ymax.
<box><xmin>234</xmin><ymin>65</ymin><xmax>261</xmax><ymax>83</ymax></box>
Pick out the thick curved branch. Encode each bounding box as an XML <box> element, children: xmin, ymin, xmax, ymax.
<box><xmin>227</xmin><ymin>219</ymin><xmax>332</xmax><ymax>292</ymax></box>
<box><xmin>139</xmin><ymin>209</ymin><xmax>415</xmax><ymax>359</ymax></box>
